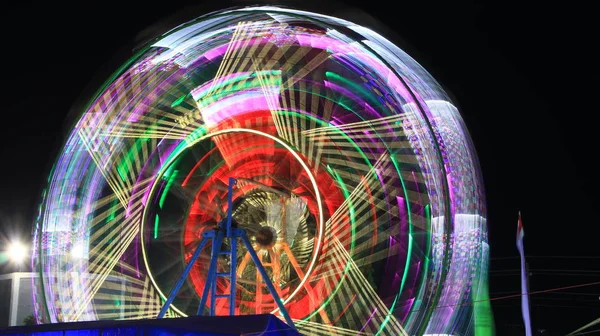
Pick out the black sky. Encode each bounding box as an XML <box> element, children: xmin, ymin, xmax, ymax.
<box><xmin>0</xmin><ymin>1</ymin><xmax>597</xmax><ymax>334</ymax></box>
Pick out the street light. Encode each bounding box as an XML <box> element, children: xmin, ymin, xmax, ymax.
<box><xmin>7</xmin><ymin>241</ymin><xmax>27</xmax><ymax>269</ymax></box>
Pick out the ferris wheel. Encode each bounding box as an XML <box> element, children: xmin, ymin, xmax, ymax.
<box><xmin>32</xmin><ymin>6</ymin><xmax>492</xmax><ymax>335</ymax></box>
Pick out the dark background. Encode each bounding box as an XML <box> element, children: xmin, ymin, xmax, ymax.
<box><xmin>0</xmin><ymin>1</ymin><xmax>597</xmax><ymax>334</ymax></box>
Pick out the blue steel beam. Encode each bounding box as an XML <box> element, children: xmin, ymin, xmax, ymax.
<box><xmin>157</xmin><ymin>235</ymin><xmax>209</xmax><ymax>318</ymax></box>
<box><xmin>239</xmin><ymin>230</ymin><xmax>297</xmax><ymax>331</ymax></box>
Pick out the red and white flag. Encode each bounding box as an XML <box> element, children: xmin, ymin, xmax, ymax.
<box><xmin>517</xmin><ymin>212</ymin><xmax>532</xmax><ymax>336</ymax></box>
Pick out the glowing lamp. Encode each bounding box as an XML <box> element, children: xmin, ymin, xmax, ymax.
<box><xmin>7</xmin><ymin>241</ymin><xmax>27</xmax><ymax>264</ymax></box>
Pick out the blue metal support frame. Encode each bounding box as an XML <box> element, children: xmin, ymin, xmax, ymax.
<box><xmin>238</xmin><ymin>230</ymin><xmax>296</xmax><ymax>330</ymax></box>
<box><xmin>157</xmin><ymin>235</ymin><xmax>209</xmax><ymax>318</ymax></box>
<box><xmin>226</xmin><ymin>177</ymin><xmax>237</xmax><ymax>316</ymax></box>
<box><xmin>157</xmin><ymin>177</ymin><xmax>296</xmax><ymax>331</ymax></box>
<box><xmin>229</xmin><ymin>232</ymin><xmax>237</xmax><ymax>316</ymax></box>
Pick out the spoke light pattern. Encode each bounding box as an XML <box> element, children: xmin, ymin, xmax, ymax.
<box><xmin>32</xmin><ymin>6</ymin><xmax>494</xmax><ymax>335</ymax></box>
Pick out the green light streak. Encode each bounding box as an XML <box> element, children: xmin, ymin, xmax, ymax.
<box><xmin>154</xmin><ymin>214</ymin><xmax>160</xmax><ymax>239</ymax></box>
<box><xmin>115</xmin><ymin>137</ymin><xmax>145</xmax><ymax>183</ymax></box>
<box><xmin>330</xmin><ymin>167</ymin><xmax>356</xmax><ymax>255</ymax></box>
<box><xmin>474</xmin><ymin>245</ymin><xmax>495</xmax><ymax>335</ymax></box>
<box><xmin>392</xmin><ymin>153</ymin><xmax>414</xmax><ymax>289</ymax></box>
<box><xmin>117</xmin><ymin>166</ymin><xmax>127</xmax><ymax>182</ymax></box>
<box><xmin>195</xmin><ymin>70</ymin><xmax>282</xmax><ymax>106</ymax></box>
<box><xmin>171</xmin><ymin>93</ymin><xmax>188</xmax><ymax>107</ymax></box>
<box><xmin>375</xmin><ymin>154</ymin><xmax>413</xmax><ymax>336</ymax></box>
<box><xmin>158</xmin><ymin>170</ymin><xmax>178</xmax><ymax>209</ymax></box>
<box><xmin>400</xmin><ymin>205</ymin><xmax>433</xmax><ymax>327</ymax></box>
<box><xmin>325</xmin><ymin>71</ymin><xmax>381</xmax><ymax>107</ymax></box>
<box><xmin>107</xmin><ymin>198</ymin><xmax>118</xmax><ymax>223</ymax></box>
<box><xmin>379</xmin><ymin>292</ymin><xmax>401</xmax><ymax>335</ymax></box>
<box><xmin>185</xmin><ymin>126</ymin><xmax>207</xmax><ymax>145</ymax></box>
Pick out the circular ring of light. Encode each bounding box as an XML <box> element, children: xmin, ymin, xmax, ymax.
<box><xmin>140</xmin><ymin>127</ymin><xmax>324</xmax><ymax>316</ymax></box>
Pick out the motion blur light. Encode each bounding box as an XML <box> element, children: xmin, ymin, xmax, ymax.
<box><xmin>70</xmin><ymin>243</ymin><xmax>85</xmax><ymax>259</ymax></box>
<box><xmin>32</xmin><ymin>6</ymin><xmax>493</xmax><ymax>333</ymax></box>
<box><xmin>7</xmin><ymin>241</ymin><xmax>27</xmax><ymax>263</ymax></box>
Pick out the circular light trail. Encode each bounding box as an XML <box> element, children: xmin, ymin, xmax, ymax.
<box><xmin>139</xmin><ymin>128</ymin><xmax>325</xmax><ymax>316</ymax></box>
<box><xmin>32</xmin><ymin>5</ymin><xmax>493</xmax><ymax>335</ymax></box>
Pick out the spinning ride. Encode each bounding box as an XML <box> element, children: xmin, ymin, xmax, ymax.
<box><xmin>32</xmin><ymin>6</ymin><xmax>494</xmax><ymax>335</ymax></box>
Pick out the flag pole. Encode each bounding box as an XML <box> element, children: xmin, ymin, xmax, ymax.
<box><xmin>517</xmin><ymin>211</ymin><xmax>533</xmax><ymax>336</ymax></box>
<box><xmin>526</xmin><ymin>260</ymin><xmax>532</xmax><ymax>328</ymax></box>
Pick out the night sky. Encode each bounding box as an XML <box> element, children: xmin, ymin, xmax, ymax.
<box><xmin>0</xmin><ymin>1</ymin><xmax>597</xmax><ymax>334</ymax></box>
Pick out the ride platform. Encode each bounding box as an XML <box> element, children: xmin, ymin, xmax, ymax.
<box><xmin>0</xmin><ymin>313</ymin><xmax>300</xmax><ymax>336</ymax></box>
